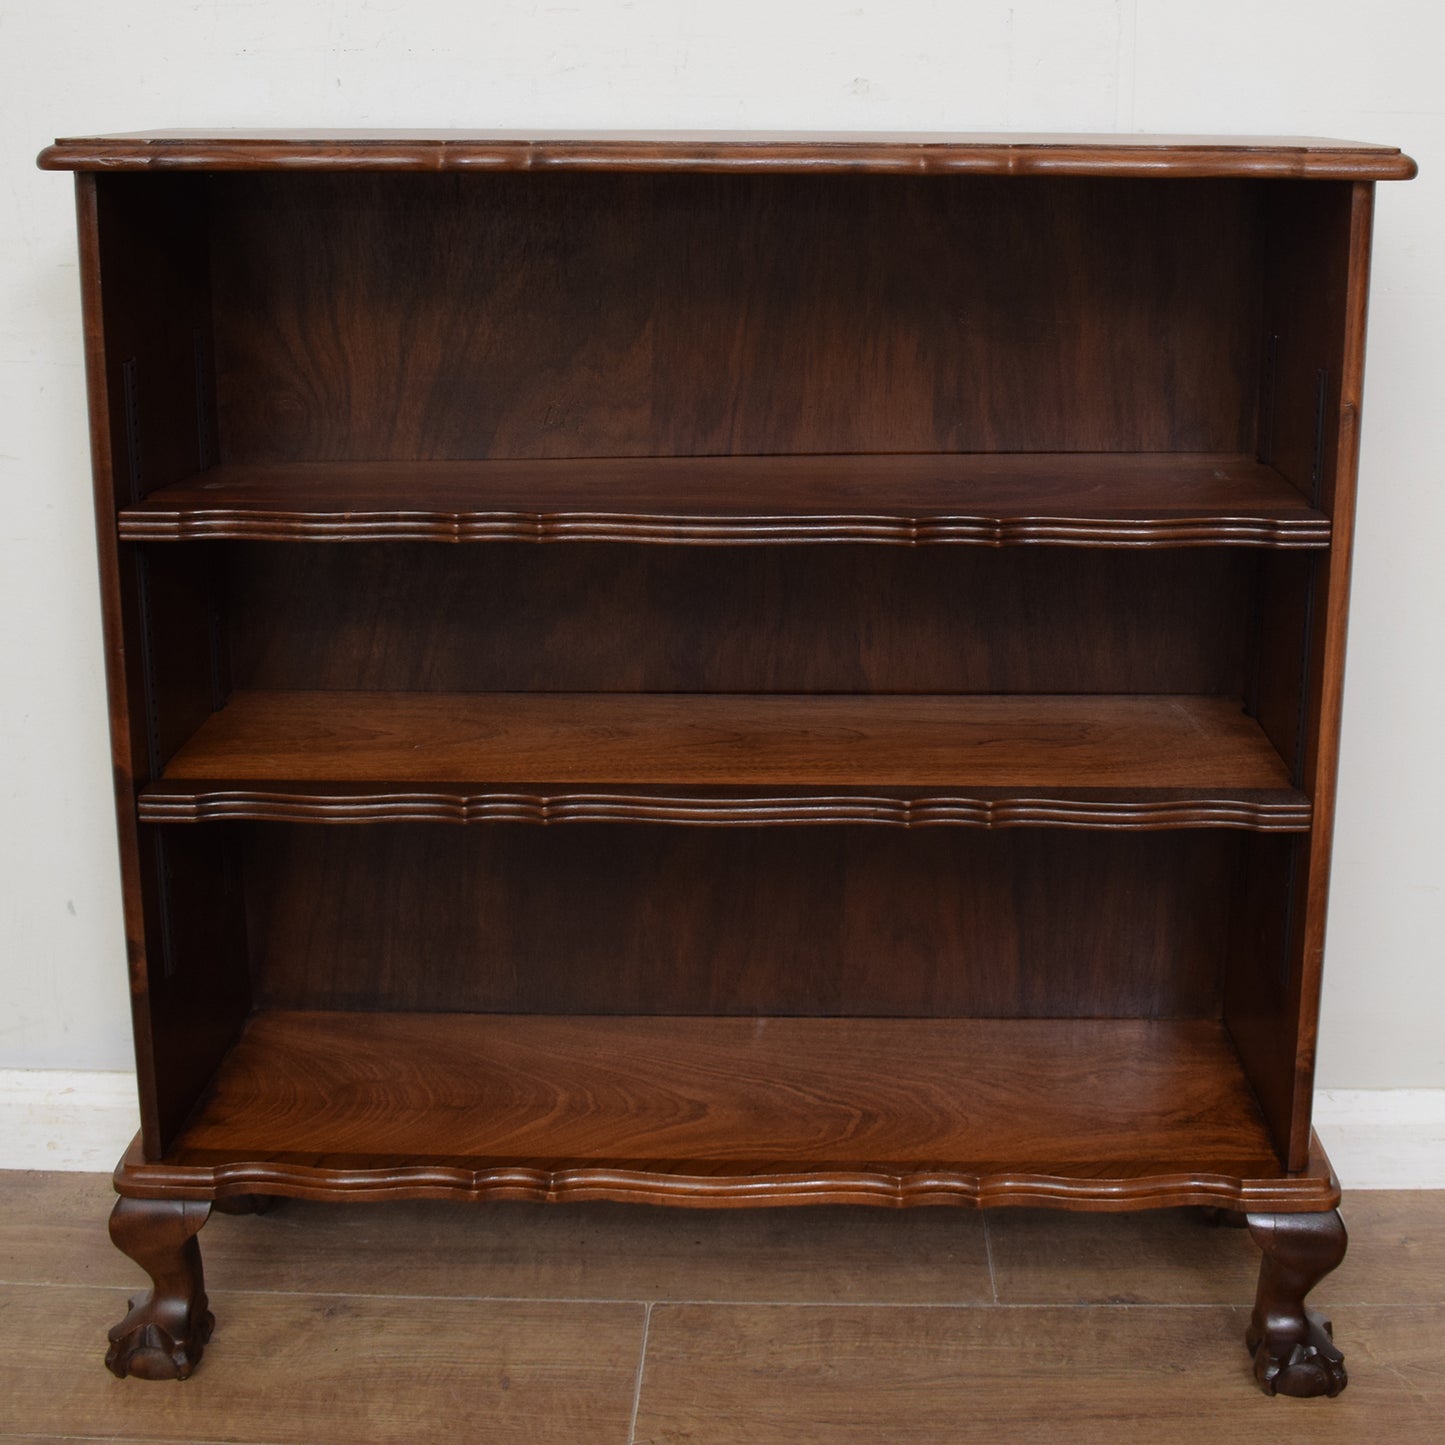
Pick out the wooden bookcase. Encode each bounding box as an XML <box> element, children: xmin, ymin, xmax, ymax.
<box><xmin>39</xmin><ymin>131</ymin><xmax>1416</xmax><ymax>1394</ymax></box>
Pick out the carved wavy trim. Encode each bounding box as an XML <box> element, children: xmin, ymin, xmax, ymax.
<box><xmin>114</xmin><ymin>1157</ymin><xmax>1341</xmax><ymax>1212</ymax></box>
<box><xmin>137</xmin><ymin>787</ymin><xmax>1313</xmax><ymax>831</ymax></box>
<box><xmin>117</xmin><ymin>509</ymin><xmax>1332</xmax><ymax>548</ymax></box>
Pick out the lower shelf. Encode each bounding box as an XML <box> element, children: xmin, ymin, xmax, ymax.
<box><xmin>119</xmin><ymin>1012</ymin><xmax>1338</xmax><ymax>1211</ymax></box>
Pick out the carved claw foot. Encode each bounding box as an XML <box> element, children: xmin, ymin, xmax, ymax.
<box><xmin>1245</xmin><ymin>1210</ymin><xmax>1349</xmax><ymax>1398</ymax></box>
<box><xmin>106</xmin><ymin>1296</ymin><xmax>215</xmax><ymax>1380</ymax></box>
<box><xmin>1247</xmin><ymin>1305</ymin><xmax>1347</xmax><ymax>1397</ymax></box>
<box><xmin>105</xmin><ymin>1197</ymin><xmax>214</xmax><ymax>1380</ymax></box>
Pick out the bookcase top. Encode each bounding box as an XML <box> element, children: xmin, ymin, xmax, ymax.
<box><xmin>38</xmin><ymin>130</ymin><xmax>1417</xmax><ymax>179</ymax></box>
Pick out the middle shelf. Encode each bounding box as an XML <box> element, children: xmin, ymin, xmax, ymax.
<box><xmin>138</xmin><ymin>691</ymin><xmax>1309</xmax><ymax>829</ymax></box>
<box><xmin>115</xmin><ymin>452</ymin><xmax>1329</xmax><ymax>547</ymax></box>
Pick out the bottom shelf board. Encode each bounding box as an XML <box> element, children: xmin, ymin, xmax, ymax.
<box><xmin>122</xmin><ymin>1012</ymin><xmax>1337</xmax><ymax>1210</ymax></box>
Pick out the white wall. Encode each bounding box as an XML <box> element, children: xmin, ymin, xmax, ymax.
<box><xmin>1</xmin><ymin>1</ymin><xmax>1440</xmax><ymax>1084</ymax></box>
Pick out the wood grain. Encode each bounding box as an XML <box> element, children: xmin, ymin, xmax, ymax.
<box><xmin>139</xmin><ymin>781</ymin><xmax>1310</xmax><ymax>830</ymax></box>
<box><xmin>3</xmin><ymin>1283</ymin><xmax>643</xmax><ymax>1444</ymax></box>
<box><xmin>81</xmin><ymin>173</ymin><xmax>253</xmax><ymax>1158</ymax></box>
<box><xmin>113</xmin><ymin>1012</ymin><xmax>1337</xmax><ymax>1211</ymax></box>
<box><xmin>631</xmin><ymin>1302</ymin><xmax>1444</xmax><ymax>1444</ymax></box>
<box><xmin>221</xmin><ymin>544</ymin><xmax>1258</xmax><ymax>698</ymax></box>
<box><xmin>205</xmin><ymin>173</ymin><xmax>1263</xmax><ymax>461</ymax></box>
<box><xmin>1284</xmin><ymin>182</ymin><xmax>1381</xmax><ymax>1170</ymax></box>
<box><xmin>38</xmin><ymin>130</ymin><xmax>1419</xmax><ymax>179</ymax></box>
<box><xmin>990</xmin><ymin>1207</ymin><xmax>1263</xmax><ymax>1305</ymax></box>
<box><xmin>238</xmin><ymin>825</ymin><xmax>1244</xmax><ymax>1019</ymax></box>
<box><xmin>158</xmin><ymin>691</ymin><xmax>1295</xmax><ymax>789</ymax></box>
<box><xmin>117</xmin><ymin>453</ymin><xmax>1328</xmax><ymax>546</ymax></box>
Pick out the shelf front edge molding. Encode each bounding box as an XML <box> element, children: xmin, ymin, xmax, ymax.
<box><xmin>38</xmin><ymin>131</ymin><xmax>1419</xmax><ymax>180</ymax></box>
<box><xmin>137</xmin><ymin>783</ymin><xmax>1313</xmax><ymax>831</ymax></box>
<box><xmin>115</xmin><ymin>454</ymin><xmax>1332</xmax><ymax>548</ymax></box>
<box><xmin>116</xmin><ymin>510</ymin><xmax>1333</xmax><ymax>548</ymax></box>
<box><xmin>113</xmin><ymin>1147</ymin><xmax>1342</xmax><ymax>1212</ymax></box>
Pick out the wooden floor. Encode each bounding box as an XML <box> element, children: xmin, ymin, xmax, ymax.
<box><xmin>1</xmin><ymin>1173</ymin><xmax>1440</xmax><ymax>1442</ymax></box>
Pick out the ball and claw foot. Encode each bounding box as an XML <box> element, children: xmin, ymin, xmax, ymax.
<box><xmin>1245</xmin><ymin>1209</ymin><xmax>1349</xmax><ymax>1399</ymax></box>
<box><xmin>1247</xmin><ymin>1306</ymin><xmax>1347</xmax><ymax>1398</ymax></box>
<box><xmin>105</xmin><ymin>1295</ymin><xmax>215</xmax><ymax>1380</ymax></box>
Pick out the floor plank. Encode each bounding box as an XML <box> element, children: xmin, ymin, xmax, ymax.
<box><xmin>988</xmin><ymin>1206</ymin><xmax>1264</xmax><ymax>1304</ymax></box>
<box><xmin>201</xmin><ymin>1200</ymin><xmax>995</xmax><ymax>1305</ymax></box>
<box><xmin>2</xmin><ymin>1174</ymin><xmax>1442</xmax><ymax>1442</ymax></box>
<box><xmin>0</xmin><ymin>1174</ymin><xmax>992</xmax><ymax>1304</ymax></box>
<box><xmin>987</xmin><ymin>1193</ymin><xmax>1445</xmax><ymax>1306</ymax></box>
<box><xmin>0</xmin><ymin>1284</ymin><xmax>643</xmax><ymax>1445</ymax></box>
<box><xmin>0</xmin><ymin>1173</ymin><xmax>121</xmax><ymax>1288</ymax></box>
<box><xmin>1333</xmin><ymin>1192</ymin><xmax>1445</xmax><ymax>1303</ymax></box>
<box><xmin>633</xmin><ymin>1302</ymin><xmax>1445</xmax><ymax>1444</ymax></box>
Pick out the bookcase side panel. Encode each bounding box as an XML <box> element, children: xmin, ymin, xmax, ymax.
<box><xmin>1286</xmin><ymin>181</ymin><xmax>1378</xmax><ymax>1168</ymax></box>
<box><xmin>87</xmin><ymin>175</ymin><xmax>252</xmax><ymax>1154</ymax></box>
<box><xmin>1226</xmin><ymin>180</ymin><xmax>1377</xmax><ymax>1169</ymax></box>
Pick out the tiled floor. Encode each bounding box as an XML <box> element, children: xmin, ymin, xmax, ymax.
<box><xmin>0</xmin><ymin>1173</ymin><xmax>1440</xmax><ymax>1442</ymax></box>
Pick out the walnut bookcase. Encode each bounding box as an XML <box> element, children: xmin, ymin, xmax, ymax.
<box><xmin>40</xmin><ymin>131</ymin><xmax>1415</xmax><ymax>1393</ymax></box>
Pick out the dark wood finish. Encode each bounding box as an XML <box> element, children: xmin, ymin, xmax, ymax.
<box><xmin>140</xmin><ymin>782</ymin><xmax>1310</xmax><ymax>830</ymax></box>
<box><xmin>104</xmin><ymin>1197</ymin><xmax>213</xmax><ymax>1380</ymax></box>
<box><xmin>204</xmin><ymin>174</ymin><xmax>1263</xmax><ymax>462</ymax></box>
<box><xmin>76</xmin><ymin>173</ymin><xmax>252</xmax><ymax>1160</ymax></box>
<box><xmin>236</xmin><ymin>827</ymin><xmax>1244</xmax><ymax>1018</ymax></box>
<box><xmin>157</xmin><ymin>690</ymin><xmax>1295</xmax><ymax>788</ymax></box>
<box><xmin>220</xmin><ymin>544</ymin><xmax>1259</xmax><ymax>698</ymax></box>
<box><xmin>1246</xmin><ymin>1210</ymin><xmax>1349</xmax><ymax>1396</ymax></box>
<box><xmin>209</xmin><ymin>1193</ymin><xmax>279</xmax><ymax>1216</ymax></box>
<box><xmin>37</xmin><ymin>130</ymin><xmax>1418</xmax><ymax>180</ymax></box>
<box><xmin>1285</xmin><ymin>184</ymin><xmax>1379</xmax><ymax>1169</ymax></box>
<box><xmin>112</xmin><ymin>1011</ymin><xmax>1338</xmax><ymax>1212</ymax></box>
<box><xmin>46</xmin><ymin>131</ymin><xmax>1407</xmax><ymax>1387</ymax></box>
<box><xmin>1224</xmin><ymin>182</ymin><xmax>1381</xmax><ymax>1171</ymax></box>
<box><xmin>118</xmin><ymin>453</ymin><xmax>1328</xmax><ymax>546</ymax></box>
<box><xmin>1221</xmin><ymin>833</ymin><xmax>1298</xmax><ymax>1160</ymax></box>
<box><xmin>142</xmin><ymin>689</ymin><xmax>1307</xmax><ymax>828</ymax></box>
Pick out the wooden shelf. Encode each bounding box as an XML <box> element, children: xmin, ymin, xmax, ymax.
<box><xmin>39</xmin><ymin>129</ymin><xmax>1419</xmax><ymax>181</ymax></box>
<box><xmin>141</xmin><ymin>691</ymin><xmax>1309</xmax><ymax>830</ymax></box>
<box><xmin>116</xmin><ymin>454</ymin><xmax>1330</xmax><ymax>548</ymax></box>
<box><xmin>116</xmin><ymin>1010</ymin><xmax>1336</xmax><ymax>1210</ymax></box>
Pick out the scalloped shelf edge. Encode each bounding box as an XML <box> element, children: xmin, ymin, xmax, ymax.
<box><xmin>117</xmin><ymin>511</ymin><xmax>1333</xmax><ymax>547</ymax></box>
<box><xmin>137</xmin><ymin>788</ymin><xmax>1314</xmax><ymax>831</ymax></box>
<box><xmin>113</xmin><ymin>1156</ymin><xmax>1341</xmax><ymax>1212</ymax></box>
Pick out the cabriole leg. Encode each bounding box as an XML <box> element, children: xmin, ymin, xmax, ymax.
<box><xmin>105</xmin><ymin>1197</ymin><xmax>214</xmax><ymax>1380</ymax></box>
<box><xmin>1245</xmin><ymin>1209</ymin><xmax>1348</xmax><ymax>1397</ymax></box>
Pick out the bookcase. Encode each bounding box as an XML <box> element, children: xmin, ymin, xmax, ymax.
<box><xmin>39</xmin><ymin>130</ymin><xmax>1415</xmax><ymax>1395</ymax></box>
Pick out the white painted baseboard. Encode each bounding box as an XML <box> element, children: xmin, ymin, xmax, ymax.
<box><xmin>1</xmin><ymin>1069</ymin><xmax>1442</xmax><ymax>1188</ymax></box>
<box><xmin>0</xmin><ymin>1069</ymin><xmax>141</xmax><ymax>1173</ymax></box>
<box><xmin>1313</xmin><ymin>1089</ymin><xmax>1445</xmax><ymax>1189</ymax></box>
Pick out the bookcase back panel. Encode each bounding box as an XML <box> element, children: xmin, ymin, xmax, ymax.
<box><xmin>241</xmin><ymin>824</ymin><xmax>1276</xmax><ymax>1019</ymax></box>
<box><xmin>207</xmin><ymin>173</ymin><xmax>1261</xmax><ymax>461</ymax></box>
<box><xmin>221</xmin><ymin>543</ymin><xmax>1254</xmax><ymax>697</ymax></box>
